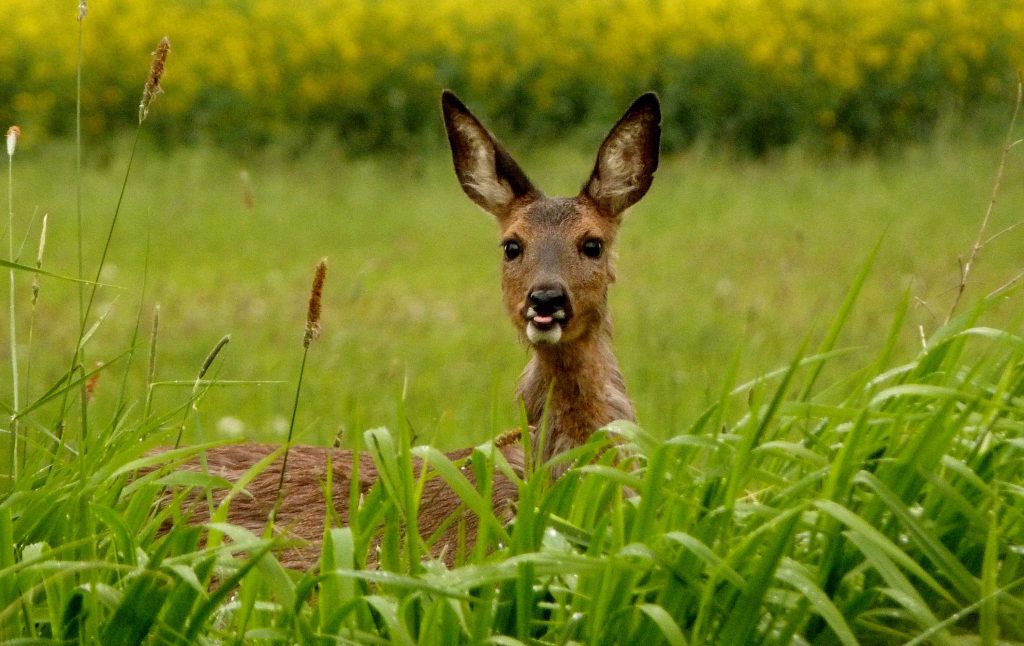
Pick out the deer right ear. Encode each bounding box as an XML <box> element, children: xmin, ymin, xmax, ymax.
<box><xmin>442</xmin><ymin>91</ymin><xmax>539</xmax><ymax>217</ymax></box>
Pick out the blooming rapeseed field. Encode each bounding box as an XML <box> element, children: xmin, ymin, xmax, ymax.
<box><xmin>2</xmin><ymin>0</ymin><xmax>1022</xmax><ymax>152</ymax></box>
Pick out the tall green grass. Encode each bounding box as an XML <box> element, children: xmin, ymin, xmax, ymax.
<box><xmin>1</xmin><ymin>276</ymin><xmax>1022</xmax><ymax>642</ymax></box>
<box><xmin>3</xmin><ymin>132</ymin><xmax>1024</xmax><ymax>641</ymax></box>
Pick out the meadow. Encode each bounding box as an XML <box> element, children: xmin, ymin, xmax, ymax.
<box><xmin>2</xmin><ymin>116</ymin><xmax>1023</xmax><ymax>643</ymax></box>
<box><xmin>2</xmin><ymin>1</ymin><xmax>1024</xmax><ymax>643</ymax></box>
<box><xmin>5</xmin><ymin>128</ymin><xmax>1023</xmax><ymax>450</ymax></box>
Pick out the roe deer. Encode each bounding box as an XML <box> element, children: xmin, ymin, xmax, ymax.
<box><xmin>161</xmin><ymin>90</ymin><xmax>660</xmax><ymax>569</ymax></box>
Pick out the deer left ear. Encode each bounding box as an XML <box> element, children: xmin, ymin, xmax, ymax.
<box><xmin>582</xmin><ymin>93</ymin><xmax>661</xmax><ymax>217</ymax></box>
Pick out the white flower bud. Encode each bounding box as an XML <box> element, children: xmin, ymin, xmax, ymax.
<box><xmin>6</xmin><ymin>126</ymin><xmax>20</xmax><ymax>157</ymax></box>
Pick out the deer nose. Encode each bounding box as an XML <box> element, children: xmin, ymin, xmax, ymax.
<box><xmin>528</xmin><ymin>286</ymin><xmax>569</xmax><ymax>314</ymax></box>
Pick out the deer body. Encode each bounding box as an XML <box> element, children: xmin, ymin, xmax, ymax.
<box><xmin>165</xmin><ymin>92</ymin><xmax>660</xmax><ymax>569</ymax></box>
<box><xmin>170</xmin><ymin>443</ymin><xmax>522</xmax><ymax>569</ymax></box>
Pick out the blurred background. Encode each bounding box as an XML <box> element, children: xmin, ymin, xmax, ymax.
<box><xmin>2</xmin><ymin>1</ymin><xmax>1023</xmax><ymax>450</ymax></box>
<box><xmin>3</xmin><ymin>0</ymin><xmax>1023</xmax><ymax>155</ymax></box>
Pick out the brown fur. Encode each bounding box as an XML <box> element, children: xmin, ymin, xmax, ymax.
<box><xmin>170</xmin><ymin>442</ymin><xmax>523</xmax><ymax>569</ymax></box>
<box><xmin>442</xmin><ymin>90</ymin><xmax>660</xmax><ymax>459</ymax></box>
<box><xmin>161</xmin><ymin>91</ymin><xmax>660</xmax><ymax>569</ymax></box>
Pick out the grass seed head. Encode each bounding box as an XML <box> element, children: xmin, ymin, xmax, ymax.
<box><xmin>31</xmin><ymin>214</ymin><xmax>48</xmax><ymax>305</ymax></box>
<box><xmin>197</xmin><ymin>334</ymin><xmax>231</xmax><ymax>381</ymax></box>
<box><xmin>85</xmin><ymin>362</ymin><xmax>103</xmax><ymax>402</ymax></box>
<box><xmin>139</xmin><ymin>37</ymin><xmax>170</xmax><ymax>123</ymax></box>
<box><xmin>36</xmin><ymin>213</ymin><xmax>48</xmax><ymax>268</ymax></box>
<box><xmin>6</xmin><ymin>126</ymin><xmax>20</xmax><ymax>157</ymax></box>
<box><xmin>78</xmin><ymin>0</ymin><xmax>87</xmax><ymax>21</ymax></box>
<box><xmin>304</xmin><ymin>259</ymin><xmax>328</xmax><ymax>348</ymax></box>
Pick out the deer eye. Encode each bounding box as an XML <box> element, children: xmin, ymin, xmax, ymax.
<box><xmin>502</xmin><ymin>239</ymin><xmax>523</xmax><ymax>261</ymax></box>
<box><xmin>581</xmin><ymin>238</ymin><xmax>603</xmax><ymax>259</ymax></box>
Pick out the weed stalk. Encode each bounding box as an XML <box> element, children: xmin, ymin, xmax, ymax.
<box><xmin>53</xmin><ymin>37</ymin><xmax>170</xmax><ymax>462</ymax></box>
<box><xmin>144</xmin><ymin>303</ymin><xmax>160</xmax><ymax>422</ymax></box>
<box><xmin>6</xmin><ymin>126</ymin><xmax>20</xmax><ymax>483</ymax></box>
<box><xmin>20</xmin><ymin>214</ymin><xmax>47</xmax><ymax>472</ymax></box>
<box><xmin>946</xmin><ymin>74</ymin><xmax>1023</xmax><ymax>324</ymax></box>
<box><xmin>271</xmin><ymin>259</ymin><xmax>327</xmax><ymax>524</ymax></box>
<box><xmin>76</xmin><ymin>2</ymin><xmax>86</xmax><ymax>326</ymax></box>
<box><xmin>174</xmin><ymin>334</ymin><xmax>231</xmax><ymax>449</ymax></box>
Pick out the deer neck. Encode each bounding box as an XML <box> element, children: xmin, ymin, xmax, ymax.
<box><xmin>516</xmin><ymin>318</ymin><xmax>634</xmax><ymax>457</ymax></box>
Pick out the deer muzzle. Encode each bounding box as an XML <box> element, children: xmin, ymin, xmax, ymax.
<box><xmin>524</xmin><ymin>285</ymin><xmax>572</xmax><ymax>344</ymax></box>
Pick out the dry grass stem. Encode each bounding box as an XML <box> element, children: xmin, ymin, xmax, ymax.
<box><xmin>982</xmin><ymin>220</ymin><xmax>1024</xmax><ymax>247</ymax></box>
<box><xmin>988</xmin><ymin>269</ymin><xmax>1024</xmax><ymax>300</ymax></box>
<box><xmin>946</xmin><ymin>75</ymin><xmax>1023</xmax><ymax>324</ymax></box>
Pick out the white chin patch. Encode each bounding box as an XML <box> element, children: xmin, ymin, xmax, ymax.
<box><xmin>527</xmin><ymin>321</ymin><xmax>563</xmax><ymax>345</ymax></box>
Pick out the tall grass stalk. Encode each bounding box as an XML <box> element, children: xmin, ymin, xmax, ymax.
<box><xmin>76</xmin><ymin>2</ymin><xmax>86</xmax><ymax>328</ymax></box>
<box><xmin>144</xmin><ymin>303</ymin><xmax>160</xmax><ymax>421</ymax></box>
<box><xmin>173</xmin><ymin>334</ymin><xmax>231</xmax><ymax>449</ymax></box>
<box><xmin>947</xmin><ymin>75</ymin><xmax>1023</xmax><ymax>324</ymax></box>
<box><xmin>20</xmin><ymin>214</ymin><xmax>46</xmax><ymax>473</ymax></box>
<box><xmin>6</xmin><ymin>126</ymin><xmax>20</xmax><ymax>485</ymax></box>
<box><xmin>271</xmin><ymin>259</ymin><xmax>327</xmax><ymax>524</ymax></box>
<box><xmin>53</xmin><ymin>36</ymin><xmax>170</xmax><ymax>455</ymax></box>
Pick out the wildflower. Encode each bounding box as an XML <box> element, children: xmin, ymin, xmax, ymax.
<box><xmin>139</xmin><ymin>37</ymin><xmax>170</xmax><ymax>123</ymax></box>
<box><xmin>6</xmin><ymin>126</ymin><xmax>20</xmax><ymax>157</ymax></box>
<box><xmin>303</xmin><ymin>259</ymin><xmax>327</xmax><ymax>348</ymax></box>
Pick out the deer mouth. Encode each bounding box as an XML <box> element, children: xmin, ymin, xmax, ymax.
<box><xmin>524</xmin><ymin>306</ymin><xmax>571</xmax><ymax>344</ymax></box>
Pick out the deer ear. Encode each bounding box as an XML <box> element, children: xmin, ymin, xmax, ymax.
<box><xmin>442</xmin><ymin>90</ymin><xmax>539</xmax><ymax>217</ymax></box>
<box><xmin>582</xmin><ymin>92</ymin><xmax>661</xmax><ymax>217</ymax></box>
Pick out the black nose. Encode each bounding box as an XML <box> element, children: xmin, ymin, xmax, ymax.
<box><xmin>529</xmin><ymin>286</ymin><xmax>568</xmax><ymax>314</ymax></box>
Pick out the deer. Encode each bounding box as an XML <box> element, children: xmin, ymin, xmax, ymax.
<box><xmin>155</xmin><ymin>90</ymin><xmax>661</xmax><ymax>569</ymax></box>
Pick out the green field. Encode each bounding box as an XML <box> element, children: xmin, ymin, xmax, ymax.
<box><xmin>5</xmin><ymin>1</ymin><xmax>1024</xmax><ymax>638</ymax></box>
<box><xmin>5</xmin><ymin>129</ymin><xmax>1022</xmax><ymax>448</ymax></box>
<box><xmin>3</xmin><ymin>119</ymin><xmax>1024</xmax><ymax>642</ymax></box>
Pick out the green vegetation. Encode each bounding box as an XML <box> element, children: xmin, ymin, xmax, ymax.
<box><xmin>3</xmin><ymin>191</ymin><xmax>1024</xmax><ymax>642</ymax></box>
<box><xmin>2</xmin><ymin>122</ymin><xmax>1023</xmax><ymax>643</ymax></box>
<box><xmin>2</xmin><ymin>5</ymin><xmax>1024</xmax><ymax>643</ymax></box>
<box><xmin>3</xmin><ymin>131</ymin><xmax>1022</xmax><ymax>449</ymax></box>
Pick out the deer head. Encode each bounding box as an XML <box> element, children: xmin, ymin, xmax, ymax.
<box><xmin>442</xmin><ymin>91</ymin><xmax>660</xmax><ymax>349</ymax></box>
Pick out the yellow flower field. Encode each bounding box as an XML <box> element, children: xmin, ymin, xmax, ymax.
<box><xmin>2</xmin><ymin>0</ymin><xmax>1022</xmax><ymax>152</ymax></box>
